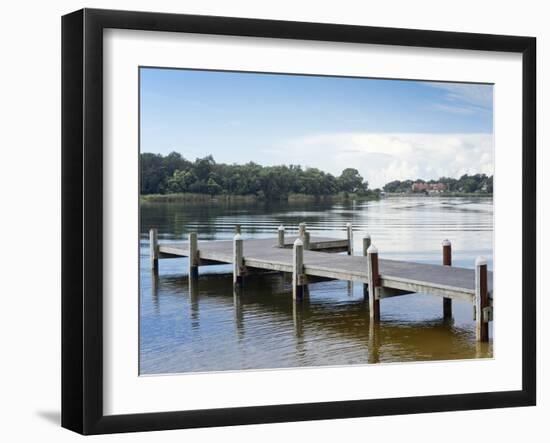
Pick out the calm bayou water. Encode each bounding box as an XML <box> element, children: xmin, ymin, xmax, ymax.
<box><xmin>140</xmin><ymin>197</ymin><xmax>493</xmax><ymax>375</ymax></box>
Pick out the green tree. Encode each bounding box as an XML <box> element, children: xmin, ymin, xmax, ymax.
<box><xmin>166</xmin><ymin>169</ymin><xmax>197</xmax><ymax>193</ymax></box>
<box><xmin>338</xmin><ymin>168</ymin><xmax>366</xmax><ymax>193</ymax></box>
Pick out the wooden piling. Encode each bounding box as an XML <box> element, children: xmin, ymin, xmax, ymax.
<box><xmin>188</xmin><ymin>232</ymin><xmax>199</xmax><ymax>279</ymax></box>
<box><xmin>234</xmin><ymin>224</ymin><xmax>241</xmax><ymax>235</ymax></box>
<box><xmin>346</xmin><ymin>223</ymin><xmax>353</xmax><ymax>255</ymax></box>
<box><xmin>362</xmin><ymin>235</ymin><xmax>371</xmax><ymax>256</ymax></box>
<box><xmin>233</xmin><ymin>234</ymin><xmax>244</xmax><ymax>286</ymax></box>
<box><xmin>149</xmin><ymin>228</ymin><xmax>159</xmax><ymax>272</ymax></box>
<box><xmin>362</xmin><ymin>235</ymin><xmax>371</xmax><ymax>301</ymax></box>
<box><xmin>298</xmin><ymin>222</ymin><xmax>306</xmax><ymax>239</ymax></box>
<box><xmin>303</xmin><ymin>231</ymin><xmax>310</xmax><ymax>250</ymax></box>
<box><xmin>277</xmin><ymin>225</ymin><xmax>285</xmax><ymax>248</ymax></box>
<box><xmin>442</xmin><ymin>239</ymin><xmax>452</xmax><ymax>319</ymax></box>
<box><xmin>367</xmin><ymin>244</ymin><xmax>380</xmax><ymax>321</ymax></box>
<box><xmin>475</xmin><ymin>256</ymin><xmax>489</xmax><ymax>342</ymax></box>
<box><xmin>292</xmin><ymin>238</ymin><xmax>305</xmax><ymax>300</ymax></box>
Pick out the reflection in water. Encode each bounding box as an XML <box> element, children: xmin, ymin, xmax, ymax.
<box><xmin>292</xmin><ymin>298</ymin><xmax>304</xmax><ymax>339</ymax></box>
<box><xmin>150</xmin><ymin>270</ymin><xmax>159</xmax><ymax>314</ymax></box>
<box><xmin>188</xmin><ymin>274</ymin><xmax>200</xmax><ymax>330</ymax></box>
<box><xmin>368</xmin><ymin>321</ymin><xmax>381</xmax><ymax>364</ymax></box>
<box><xmin>233</xmin><ymin>285</ymin><xmax>244</xmax><ymax>341</ymax></box>
<box><xmin>139</xmin><ymin>197</ymin><xmax>493</xmax><ymax>374</ymax></box>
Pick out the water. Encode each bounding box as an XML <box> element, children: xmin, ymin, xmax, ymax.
<box><xmin>139</xmin><ymin>196</ymin><xmax>493</xmax><ymax>375</ymax></box>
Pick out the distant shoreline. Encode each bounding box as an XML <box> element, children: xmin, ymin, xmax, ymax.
<box><xmin>383</xmin><ymin>192</ymin><xmax>493</xmax><ymax>198</ymax></box>
<box><xmin>140</xmin><ymin>192</ymin><xmax>380</xmax><ymax>204</ymax></box>
<box><xmin>140</xmin><ymin>191</ymin><xmax>493</xmax><ymax>204</ymax></box>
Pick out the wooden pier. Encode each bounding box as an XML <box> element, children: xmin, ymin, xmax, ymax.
<box><xmin>149</xmin><ymin>224</ymin><xmax>493</xmax><ymax>342</ymax></box>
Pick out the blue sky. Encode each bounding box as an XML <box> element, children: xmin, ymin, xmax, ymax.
<box><xmin>140</xmin><ymin>67</ymin><xmax>493</xmax><ymax>188</ymax></box>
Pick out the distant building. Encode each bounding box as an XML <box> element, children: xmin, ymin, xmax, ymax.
<box><xmin>430</xmin><ymin>183</ymin><xmax>446</xmax><ymax>192</ymax></box>
<box><xmin>411</xmin><ymin>182</ymin><xmax>429</xmax><ymax>192</ymax></box>
<box><xmin>411</xmin><ymin>182</ymin><xmax>447</xmax><ymax>193</ymax></box>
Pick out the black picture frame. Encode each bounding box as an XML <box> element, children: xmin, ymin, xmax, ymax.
<box><xmin>62</xmin><ymin>8</ymin><xmax>536</xmax><ymax>435</ymax></box>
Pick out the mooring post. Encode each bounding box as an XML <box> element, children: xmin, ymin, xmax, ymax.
<box><xmin>303</xmin><ymin>231</ymin><xmax>310</xmax><ymax>250</ymax></box>
<box><xmin>234</xmin><ymin>224</ymin><xmax>241</xmax><ymax>235</ymax></box>
<box><xmin>298</xmin><ymin>222</ymin><xmax>306</xmax><ymax>239</ymax></box>
<box><xmin>277</xmin><ymin>225</ymin><xmax>285</xmax><ymax>248</ymax></box>
<box><xmin>149</xmin><ymin>228</ymin><xmax>159</xmax><ymax>272</ymax></box>
<box><xmin>442</xmin><ymin>239</ymin><xmax>453</xmax><ymax>320</ymax></box>
<box><xmin>233</xmin><ymin>233</ymin><xmax>244</xmax><ymax>287</ymax></box>
<box><xmin>367</xmin><ymin>244</ymin><xmax>381</xmax><ymax>321</ymax></box>
<box><xmin>475</xmin><ymin>256</ymin><xmax>489</xmax><ymax>342</ymax></box>
<box><xmin>298</xmin><ymin>222</ymin><xmax>309</xmax><ymax>249</ymax></box>
<box><xmin>346</xmin><ymin>223</ymin><xmax>353</xmax><ymax>255</ymax></box>
<box><xmin>362</xmin><ymin>234</ymin><xmax>371</xmax><ymax>256</ymax></box>
<box><xmin>292</xmin><ymin>238</ymin><xmax>305</xmax><ymax>300</ymax></box>
<box><xmin>188</xmin><ymin>232</ymin><xmax>199</xmax><ymax>279</ymax></box>
<box><xmin>362</xmin><ymin>234</ymin><xmax>371</xmax><ymax>301</ymax></box>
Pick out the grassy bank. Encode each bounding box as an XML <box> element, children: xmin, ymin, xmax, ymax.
<box><xmin>140</xmin><ymin>191</ymin><xmax>379</xmax><ymax>204</ymax></box>
<box><xmin>140</xmin><ymin>193</ymin><xmax>257</xmax><ymax>203</ymax></box>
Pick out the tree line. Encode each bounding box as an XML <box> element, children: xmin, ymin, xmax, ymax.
<box><xmin>383</xmin><ymin>174</ymin><xmax>493</xmax><ymax>194</ymax></box>
<box><xmin>140</xmin><ymin>152</ymin><xmax>375</xmax><ymax>199</ymax></box>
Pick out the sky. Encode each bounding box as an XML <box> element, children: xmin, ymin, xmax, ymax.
<box><xmin>140</xmin><ymin>67</ymin><xmax>493</xmax><ymax>188</ymax></box>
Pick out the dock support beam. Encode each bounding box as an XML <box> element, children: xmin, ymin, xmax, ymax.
<box><xmin>149</xmin><ymin>228</ymin><xmax>159</xmax><ymax>272</ymax></box>
<box><xmin>293</xmin><ymin>238</ymin><xmax>305</xmax><ymax>300</ymax></box>
<box><xmin>234</xmin><ymin>224</ymin><xmax>241</xmax><ymax>235</ymax></box>
<box><xmin>347</xmin><ymin>223</ymin><xmax>353</xmax><ymax>255</ymax></box>
<box><xmin>367</xmin><ymin>244</ymin><xmax>380</xmax><ymax>321</ymax></box>
<box><xmin>233</xmin><ymin>234</ymin><xmax>244</xmax><ymax>287</ymax></box>
<box><xmin>475</xmin><ymin>256</ymin><xmax>489</xmax><ymax>342</ymax></box>
<box><xmin>362</xmin><ymin>235</ymin><xmax>371</xmax><ymax>301</ymax></box>
<box><xmin>188</xmin><ymin>232</ymin><xmax>199</xmax><ymax>279</ymax></box>
<box><xmin>442</xmin><ymin>239</ymin><xmax>453</xmax><ymax>320</ymax></box>
<box><xmin>278</xmin><ymin>225</ymin><xmax>285</xmax><ymax>247</ymax></box>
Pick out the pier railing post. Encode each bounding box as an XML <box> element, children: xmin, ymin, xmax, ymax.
<box><xmin>475</xmin><ymin>256</ymin><xmax>489</xmax><ymax>342</ymax></box>
<box><xmin>362</xmin><ymin>234</ymin><xmax>371</xmax><ymax>256</ymax></box>
<box><xmin>149</xmin><ymin>228</ymin><xmax>159</xmax><ymax>272</ymax></box>
<box><xmin>293</xmin><ymin>238</ymin><xmax>305</xmax><ymax>300</ymax></box>
<box><xmin>188</xmin><ymin>232</ymin><xmax>199</xmax><ymax>279</ymax></box>
<box><xmin>234</xmin><ymin>224</ymin><xmax>241</xmax><ymax>235</ymax></box>
<box><xmin>233</xmin><ymin>234</ymin><xmax>244</xmax><ymax>286</ymax></box>
<box><xmin>346</xmin><ymin>223</ymin><xmax>353</xmax><ymax>255</ymax></box>
<box><xmin>298</xmin><ymin>222</ymin><xmax>306</xmax><ymax>238</ymax></box>
<box><xmin>367</xmin><ymin>244</ymin><xmax>381</xmax><ymax>321</ymax></box>
<box><xmin>362</xmin><ymin>235</ymin><xmax>371</xmax><ymax>301</ymax></box>
<box><xmin>277</xmin><ymin>225</ymin><xmax>285</xmax><ymax>248</ymax></box>
<box><xmin>298</xmin><ymin>222</ymin><xmax>310</xmax><ymax>249</ymax></box>
<box><xmin>442</xmin><ymin>239</ymin><xmax>453</xmax><ymax>320</ymax></box>
<box><xmin>303</xmin><ymin>231</ymin><xmax>310</xmax><ymax>250</ymax></box>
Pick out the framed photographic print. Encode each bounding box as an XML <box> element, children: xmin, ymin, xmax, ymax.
<box><xmin>61</xmin><ymin>8</ymin><xmax>536</xmax><ymax>434</ymax></box>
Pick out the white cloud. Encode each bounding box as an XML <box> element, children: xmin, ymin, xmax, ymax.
<box><xmin>271</xmin><ymin>132</ymin><xmax>493</xmax><ymax>188</ymax></box>
<box><xmin>428</xmin><ymin>82</ymin><xmax>493</xmax><ymax>114</ymax></box>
